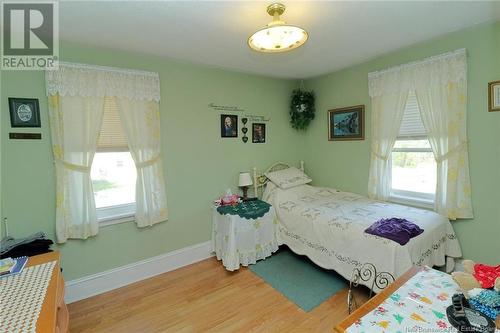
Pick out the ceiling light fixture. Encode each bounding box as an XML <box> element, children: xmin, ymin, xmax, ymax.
<box><xmin>248</xmin><ymin>3</ymin><xmax>308</xmax><ymax>53</ymax></box>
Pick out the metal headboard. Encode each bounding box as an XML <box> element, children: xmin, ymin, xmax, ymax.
<box><xmin>252</xmin><ymin>161</ymin><xmax>305</xmax><ymax>198</ymax></box>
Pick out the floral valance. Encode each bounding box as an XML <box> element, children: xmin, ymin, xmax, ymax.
<box><xmin>368</xmin><ymin>49</ymin><xmax>467</xmax><ymax>97</ymax></box>
<box><xmin>46</xmin><ymin>62</ymin><xmax>160</xmax><ymax>102</ymax></box>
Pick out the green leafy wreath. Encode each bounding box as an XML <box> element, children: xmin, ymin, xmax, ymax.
<box><xmin>290</xmin><ymin>89</ymin><xmax>315</xmax><ymax>130</ymax></box>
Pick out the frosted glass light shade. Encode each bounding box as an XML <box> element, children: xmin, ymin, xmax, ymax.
<box><xmin>248</xmin><ymin>25</ymin><xmax>308</xmax><ymax>53</ymax></box>
<box><xmin>248</xmin><ymin>3</ymin><xmax>308</xmax><ymax>53</ymax></box>
<box><xmin>238</xmin><ymin>172</ymin><xmax>253</xmax><ymax>187</ymax></box>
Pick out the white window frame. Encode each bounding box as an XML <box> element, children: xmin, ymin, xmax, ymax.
<box><xmin>97</xmin><ymin>202</ymin><xmax>136</xmax><ymax>226</ymax></box>
<box><xmin>92</xmin><ymin>151</ymin><xmax>136</xmax><ymax>226</ymax></box>
<box><xmin>389</xmin><ymin>138</ymin><xmax>436</xmax><ymax>209</ymax></box>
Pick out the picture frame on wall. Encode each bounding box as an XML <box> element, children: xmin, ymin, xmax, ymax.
<box><xmin>8</xmin><ymin>98</ymin><xmax>41</xmax><ymax>128</ymax></box>
<box><xmin>252</xmin><ymin>123</ymin><xmax>266</xmax><ymax>143</ymax></box>
<box><xmin>220</xmin><ymin>114</ymin><xmax>238</xmax><ymax>137</ymax></box>
<box><xmin>488</xmin><ymin>81</ymin><xmax>500</xmax><ymax>112</ymax></box>
<box><xmin>328</xmin><ymin>105</ymin><xmax>364</xmax><ymax>141</ymax></box>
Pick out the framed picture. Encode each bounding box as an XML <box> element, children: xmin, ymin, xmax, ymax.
<box><xmin>252</xmin><ymin>123</ymin><xmax>266</xmax><ymax>143</ymax></box>
<box><xmin>488</xmin><ymin>81</ymin><xmax>500</xmax><ymax>112</ymax></box>
<box><xmin>328</xmin><ymin>105</ymin><xmax>364</xmax><ymax>141</ymax></box>
<box><xmin>9</xmin><ymin>98</ymin><xmax>41</xmax><ymax>128</ymax></box>
<box><xmin>220</xmin><ymin>114</ymin><xmax>238</xmax><ymax>137</ymax></box>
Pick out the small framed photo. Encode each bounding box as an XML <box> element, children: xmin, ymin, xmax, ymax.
<box><xmin>488</xmin><ymin>81</ymin><xmax>500</xmax><ymax>112</ymax></box>
<box><xmin>220</xmin><ymin>114</ymin><xmax>238</xmax><ymax>138</ymax></box>
<box><xmin>252</xmin><ymin>123</ymin><xmax>266</xmax><ymax>143</ymax></box>
<box><xmin>328</xmin><ymin>105</ymin><xmax>364</xmax><ymax>141</ymax></box>
<box><xmin>9</xmin><ymin>98</ymin><xmax>41</xmax><ymax>128</ymax></box>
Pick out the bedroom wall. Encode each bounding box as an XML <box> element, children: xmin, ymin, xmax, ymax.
<box><xmin>0</xmin><ymin>41</ymin><xmax>305</xmax><ymax>280</ymax></box>
<box><xmin>2</xmin><ymin>22</ymin><xmax>498</xmax><ymax>283</ymax></box>
<box><xmin>303</xmin><ymin>21</ymin><xmax>500</xmax><ymax>264</ymax></box>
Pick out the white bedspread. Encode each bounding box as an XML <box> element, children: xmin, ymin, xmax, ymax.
<box><xmin>263</xmin><ymin>183</ymin><xmax>462</xmax><ymax>290</ymax></box>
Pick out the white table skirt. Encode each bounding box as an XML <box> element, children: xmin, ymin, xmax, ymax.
<box><xmin>212</xmin><ymin>206</ymin><xmax>278</xmax><ymax>271</ymax></box>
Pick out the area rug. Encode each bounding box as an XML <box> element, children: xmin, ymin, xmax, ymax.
<box><xmin>249</xmin><ymin>248</ymin><xmax>347</xmax><ymax>312</ymax></box>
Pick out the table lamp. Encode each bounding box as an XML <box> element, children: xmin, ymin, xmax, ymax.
<box><xmin>238</xmin><ymin>172</ymin><xmax>253</xmax><ymax>200</ymax></box>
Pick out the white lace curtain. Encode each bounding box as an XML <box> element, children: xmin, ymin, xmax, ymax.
<box><xmin>368</xmin><ymin>49</ymin><xmax>473</xmax><ymax>219</ymax></box>
<box><xmin>46</xmin><ymin>62</ymin><xmax>167</xmax><ymax>243</ymax></box>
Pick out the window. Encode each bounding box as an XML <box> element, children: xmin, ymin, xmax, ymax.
<box><xmin>390</xmin><ymin>91</ymin><xmax>436</xmax><ymax>206</ymax></box>
<box><xmin>90</xmin><ymin>97</ymin><xmax>136</xmax><ymax>222</ymax></box>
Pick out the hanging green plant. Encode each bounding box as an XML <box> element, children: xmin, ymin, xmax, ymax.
<box><xmin>290</xmin><ymin>89</ymin><xmax>315</xmax><ymax>130</ymax></box>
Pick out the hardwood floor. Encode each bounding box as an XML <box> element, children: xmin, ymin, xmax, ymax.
<box><xmin>68</xmin><ymin>257</ymin><xmax>369</xmax><ymax>333</ymax></box>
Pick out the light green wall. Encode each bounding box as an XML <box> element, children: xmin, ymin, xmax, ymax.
<box><xmin>303</xmin><ymin>21</ymin><xmax>500</xmax><ymax>264</ymax></box>
<box><xmin>0</xmin><ymin>42</ymin><xmax>303</xmax><ymax>280</ymax></box>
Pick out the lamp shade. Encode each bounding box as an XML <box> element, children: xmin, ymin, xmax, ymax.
<box><xmin>238</xmin><ymin>172</ymin><xmax>253</xmax><ymax>187</ymax></box>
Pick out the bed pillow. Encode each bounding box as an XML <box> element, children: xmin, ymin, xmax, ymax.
<box><xmin>265</xmin><ymin>167</ymin><xmax>312</xmax><ymax>189</ymax></box>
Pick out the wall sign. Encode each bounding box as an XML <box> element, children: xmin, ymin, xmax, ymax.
<box><xmin>208</xmin><ymin>103</ymin><xmax>245</xmax><ymax>113</ymax></box>
<box><xmin>9</xmin><ymin>133</ymin><xmax>42</xmax><ymax>140</ymax></box>
<box><xmin>245</xmin><ymin>114</ymin><xmax>270</xmax><ymax>122</ymax></box>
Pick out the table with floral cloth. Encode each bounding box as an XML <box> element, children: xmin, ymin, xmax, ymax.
<box><xmin>212</xmin><ymin>200</ymin><xmax>278</xmax><ymax>271</ymax></box>
<box><xmin>345</xmin><ymin>266</ymin><xmax>500</xmax><ymax>333</ymax></box>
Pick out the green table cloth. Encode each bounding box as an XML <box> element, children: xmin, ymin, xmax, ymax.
<box><xmin>216</xmin><ymin>199</ymin><xmax>271</xmax><ymax>220</ymax></box>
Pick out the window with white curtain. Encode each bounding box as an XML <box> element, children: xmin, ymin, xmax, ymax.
<box><xmin>90</xmin><ymin>97</ymin><xmax>137</xmax><ymax>222</ymax></box>
<box><xmin>390</xmin><ymin>91</ymin><xmax>436</xmax><ymax>207</ymax></box>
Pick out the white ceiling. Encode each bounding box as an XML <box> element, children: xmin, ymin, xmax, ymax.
<box><xmin>59</xmin><ymin>1</ymin><xmax>500</xmax><ymax>79</ymax></box>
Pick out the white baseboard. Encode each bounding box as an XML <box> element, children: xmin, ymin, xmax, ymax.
<box><xmin>65</xmin><ymin>241</ymin><xmax>213</xmax><ymax>304</ymax></box>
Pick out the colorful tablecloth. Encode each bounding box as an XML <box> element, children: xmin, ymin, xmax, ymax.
<box><xmin>216</xmin><ymin>199</ymin><xmax>271</xmax><ymax>220</ymax></box>
<box><xmin>346</xmin><ymin>266</ymin><xmax>476</xmax><ymax>333</ymax></box>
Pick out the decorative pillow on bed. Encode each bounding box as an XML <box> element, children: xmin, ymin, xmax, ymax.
<box><xmin>265</xmin><ymin>167</ymin><xmax>312</xmax><ymax>189</ymax></box>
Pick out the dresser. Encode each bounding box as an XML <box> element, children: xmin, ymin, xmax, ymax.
<box><xmin>26</xmin><ymin>251</ymin><xmax>68</xmax><ymax>332</ymax></box>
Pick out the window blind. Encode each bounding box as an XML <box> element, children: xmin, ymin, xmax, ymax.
<box><xmin>97</xmin><ymin>97</ymin><xmax>129</xmax><ymax>151</ymax></box>
<box><xmin>398</xmin><ymin>91</ymin><xmax>426</xmax><ymax>139</ymax></box>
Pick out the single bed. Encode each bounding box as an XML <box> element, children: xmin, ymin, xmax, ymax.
<box><xmin>253</xmin><ymin>162</ymin><xmax>462</xmax><ymax>291</ymax></box>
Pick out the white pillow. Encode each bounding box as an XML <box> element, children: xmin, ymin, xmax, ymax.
<box><xmin>265</xmin><ymin>167</ymin><xmax>312</xmax><ymax>189</ymax></box>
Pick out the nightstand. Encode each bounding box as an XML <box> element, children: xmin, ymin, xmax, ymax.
<box><xmin>212</xmin><ymin>199</ymin><xmax>278</xmax><ymax>271</ymax></box>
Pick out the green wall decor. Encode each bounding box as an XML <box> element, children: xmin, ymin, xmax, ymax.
<box><xmin>290</xmin><ymin>89</ymin><xmax>315</xmax><ymax>130</ymax></box>
<box><xmin>241</xmin><ymin>117</ymin><xmax>248</xmax><ymax>143</ymax></box>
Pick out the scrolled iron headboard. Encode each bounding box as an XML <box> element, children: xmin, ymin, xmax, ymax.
<box><xmin>252</xmin><ymin>161</ymin><xmax>304</xmax><ymax>198</ymax></box>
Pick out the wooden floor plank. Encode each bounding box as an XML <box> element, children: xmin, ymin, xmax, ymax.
<box><xmin>68</xmin><ymin>257</ymin><xmax>369</xmax><ymax>333</ymax></box>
